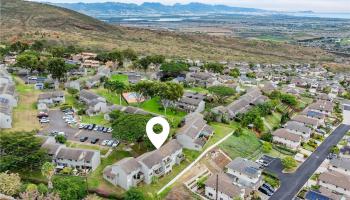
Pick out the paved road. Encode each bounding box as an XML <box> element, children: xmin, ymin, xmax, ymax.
<box><xmin>269</xmin><ymin>124</ymin><xmax>350</xmax><ymax>200</ymax></box>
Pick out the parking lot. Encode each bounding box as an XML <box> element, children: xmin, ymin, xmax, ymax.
<box><xmin>39</xmin><ymin>110</ymin><xmax>112</xmax><ymax>145</ymax></box>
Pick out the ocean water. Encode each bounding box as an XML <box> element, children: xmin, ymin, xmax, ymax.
<box><xmin>289</xmin><ymin>13</ymin><xmax>350</xmax><ymax>19</ymax></box>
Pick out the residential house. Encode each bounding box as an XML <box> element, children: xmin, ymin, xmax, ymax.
<box><xmin>103</xmin><ymin>139</ymin><xmax>184</xmax><ymax>189</ymax></box>
<box><xmin>0</xmin><ymin>101</ymin><xmax>12</xmax><ymax>128</ymax></box>
<box><xmin>128</xmin><ymin>73</ymin><xmax>142</xmax><ymax>84</ymax></box>
<box><xmin>291</xmin><ymin>115</ymin><xmax>319</xmax><ymax>129</ymax></box>
<box><xmin>225</xmin><ymin>157</ymin><xmax>263</xmax><ymax>189</ymax></box>
<box><xmin>86</xmin><ymin>75</ymin><xmax>101</xmax><ymax>89</ymax></box>
<box><xmin>329</xmin><ymin>157</ymin><xmax>350</xmax><ymax>176</ymax></box>
<box><xmin>272</xmin><ymin>128</ymin><xmax>302</xmax><ymax>150</ymax></box>
<box><xmin>37</xmin><ymin>91</ymin><xmax>65</xmax><ymax>105</ymax></box>
<box><xmin>308</xmin><ymin>100</ymin><xmax>334</xmax><ymax>116</ymax></box>
<box><xmin>205</xmin><ymin>173</ymin><xmax>245</xmax><ymax>200</ymax></box>
<box><xmin>79</xmin><ymin>90</ymin><xmax>107</xmax><ymax>116</ymax></box>
<box><xmin>65</xmin><ymin>80</ymin><xmax>81</xmax><ymax>91</ymax></box>
<box><xmin>318</xmin><ymin>171</ymin><xmax>350</xmax><ymax>197</ymax></box>
<box><xmin>103</xmin><ymin>157</ymin><xmax>143</xmax><ymax>190</ymax></box>
<box><xmin>0</xmin><ymin>83</ymin><xmax>17</xmax><ymax>107</ymax></box>
<box><xmin>176</xmin><ymin>113</ymin><xmax>214</xmax><ymax>151</ymax></box>
<box><xmin>302</xmin><ymin>110</ymin><xmax>326</xmax><ymax>124</ymax></box>
<box><xmin>174</xmin><ymin>92</ymin><xmax>206</xmax><ymax>113</ymax></box>
<box><xmin>285</xmin><ymin>121</ymin><xmax>312</xmax><ymax>141</ymax></box>
<box><xmin>186</xmin><ymin>72</ymin><xmax>219</xmax><ymax>87</ymax></box>
<box><xmin>41</xmin><ymin>137</ymin><xmax>101</xmax><ymax>171</ymax></box>
<box><xmin>82</xmin><ymin>60</ymin><xmax>100</xmax><ymax>68</ymax></box>
<box><xmin>224</xmin><ymin>87</ymin><xmax>268</xmax><ymax>119</ymax></box>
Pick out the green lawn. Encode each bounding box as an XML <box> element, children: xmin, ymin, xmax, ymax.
<box><xmin>139</xmin><ymin>97</ymin><xmax>186</xmax><ymax>128</ymax></box>
<box><xmin>185</xmin><ymin>87</ymin><xmax>209</xmax><ymax>94</ymax></box>
<box><xmin>203</xmin><ymin>122</ymin><xmax>236</xmax><ymax>149</ymax></box>
<box><xmin>66</xmin><ymin>141</ymin><xmax>109</xmax><ymax>155</ymax></box>
<box><xmin>87</xmin><ymin>150</ymin><xmax>132</xmax><ymax>197</ymax></box>
<box><xmin>219</xmin><ymin>128</ymin><xmax>262</xmax><ymax>160</ymax></box>
<box><xmin>92</xmin><ymin>88</ymin><xmax>128</xmax><ymax>106</ymax></box>
<box><xmin>264</xmin><ymin>112</ymin><xmax>282</xmax><ymax>132</ymax></box>
<box><xmin>110</xmin><ymin>74</ymin><xmax>129</xmax><ymax>85</ymax></box>
<box><xmin>81</xmin><ymin>114</ymin><xmax>110</xmax><ymax>125</ymax></box>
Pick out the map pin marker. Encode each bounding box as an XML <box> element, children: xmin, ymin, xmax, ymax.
<box><xmin>146</xmin><ymin>116</ymin><xmax>170</xmax><ymax>149</ymax></box>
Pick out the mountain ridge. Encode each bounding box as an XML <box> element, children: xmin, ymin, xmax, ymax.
<box><xmin>52</xmin><ymin>1</ymin><xmax>267</xmax><ymax>16</ymax></box>
<box><xmin>1</xmin><ymin>0</ymin><xmax>336</xmax><ymax>64</ymax></box>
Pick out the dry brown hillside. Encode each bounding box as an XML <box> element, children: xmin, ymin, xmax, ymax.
<box><xmin>0</xmin><ymin>0</ymin><xmax>337</xmax><ymax>63</ymax></box>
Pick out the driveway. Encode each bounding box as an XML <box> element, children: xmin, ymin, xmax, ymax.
<box><xmin>268</xmin><ymin>124</ymin><xmax>350</xmax><ymax>200</ymax></box>
<box><xmin>39</xmin><ymin>110</ymin><xmax>112</xmax><ymax>145</ymax></box>
<box><xmin>343</xmin><ymin>105</ymin><xmax>350</xmax><ymax>125</ymax></box>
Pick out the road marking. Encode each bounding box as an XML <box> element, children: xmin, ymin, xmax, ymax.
<box><xmin>74</xmin><ymin>130</ymin><xmax>82</xmax><ymax>137</ymax></box>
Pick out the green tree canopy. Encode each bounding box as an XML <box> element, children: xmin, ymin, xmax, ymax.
<box><xmin>204</xmin><ymin>62</ymin><xmax>224</xmax><ymax>73</ymax></box>
<box><xmin>160</xmin><ymin>61</ymin><xmax>189</xmax><ymax>77</ymax></box>
<box><xmin>124</xmin><ymin>188</ymin><xmax>145</xmax><ymax>200</ymax></box>
<box><xmin>229</xmin><ymin>68</ymin><xmax>240</xmax><ymax>78</ymax></box>
<box><xmin>0</xmin><ymin>131</ymin><xmax>49</xmax><ymax>172</ymax></box>
<box><xmin>52</xmin><ymin>176</ymin><xmax>87</xmax><ymax>200</ymax></box>
<box><xmin>15</xmin><ymin>51</ymin><xmax>40</xmax><ymax>72</ymax></box>
<box><xmin>47</xmin><ymin>57</ymin><xmax>68</xmax><ymax>80</ymax></box>
<box><xmin>208</xmin><ymin>85</ymin><xmax>235</xmax><ymax>102</ymax></box>
<box><xmin>281</xmin><ymin>156</ymin><xmax>297</xmax><ymax>170</ymax></box>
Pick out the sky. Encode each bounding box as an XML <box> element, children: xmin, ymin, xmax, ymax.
<box><xmin>33</xmin><ymin>0</ymin><xmax>350</xmax><ymax>12</ymax></box>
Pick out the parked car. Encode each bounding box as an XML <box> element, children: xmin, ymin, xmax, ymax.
<box><xmin>40</xmin><ymin>118</ymin><xmax>50</xmax><ymax>123</ymax></box>
<box><xmin>107</xmin><ymin>128</ymin><xmax>113</xmax><ymax>133</ymax></box>
<box><xmin>80</xmin><ymin>136</ymin><xmax>88</xmax><ymax>142</ymax></box>
<box><xmin>107</xmin><ymin>140</ymin><xmax>114</xmax><ymax>146</ymax></box>
<box><xmin>101</xmin><ymin>140</ymin><xmax>110</xmax><ymax>146</ymax></box>
<box><xmin>102</xmin><ymin>127</ymin><xmax>108</xmax><ymax>133</ymax></box>
<box><xmin>111</xmin><ymin>140</ymin><xmax>120</xmax><ymax>147</ymax></box>
<box><xmin>88</xmin><ymin>125</ymin><xmax>94</xmax><ymax>130</ymax></box>
<box><xmin>91</xmin><ymin>138</ymin><xmax>100</xmax><ymax>144</ymax></box>
<box><xmin>37</xmin><ymin>112</ymin><xmax>48</xmax><ymax>118</ymax></box>
<box><xmin>262</xmin><ymin>183</ymin><xmax>275</xmax><ymax>193</ymax></box>
<box><xmin>259</xmin><ymin>186</ymin><xmax>273</xmax><ymax>196</ymax></box>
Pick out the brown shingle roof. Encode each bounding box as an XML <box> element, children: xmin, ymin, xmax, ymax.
<box><xmin>272</xmin><ymin>128</ymin><xmax>301</xmax><ymax>142</ymax></box>
<box><xmin>319</xmin><ymin>171</ymin><xmax>350</xmax><ymax>191</ymax></box>
<box><xmin>205</xmin><ymin>173</ymin><xmax>243</xmax><ymax>198</ymax></box>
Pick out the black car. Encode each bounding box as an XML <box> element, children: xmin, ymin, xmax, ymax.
<box><xmin>102</xmin><ymin>127</ymin><xmax>108</xmax><ymax>133</ymax></box>
<box><xmin>92</xmin><ymin>124</ymin><xmax>96</xmax><ymax>129</ymax></box>
<box><xmin>259</xmin><ymin>186</ymin><xmax>273</xmax><ymax>196</ymax></box>
<box><xmin>80</xmin><ymin>136</ymin><xmax>88</xmax><ymax>142</ymax></box>
<box><xmin>98</xmin><ymin>127</ymin><xmax>104</xmax><ymax>132</ymax></box>
<box><xmin>91</xmin><ymin>138</ymin><xmax>100</xmax><ymax>144</ymax></box>
<box><xmin>262</xmin><ymin>183</ymin><xmax>275</xmax><ymax>193</ymax></box>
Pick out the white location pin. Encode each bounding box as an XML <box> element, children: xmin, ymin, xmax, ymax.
<box><xmin>146</xmin><ymin>116</ymin><xmax>170</xmax><ymax>149</ymax></box>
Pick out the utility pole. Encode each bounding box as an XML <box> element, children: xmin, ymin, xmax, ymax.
<box><xmin>215</xmin><ymin>174</ymin><xmax>219</xmax><ymax>200</ymax></box>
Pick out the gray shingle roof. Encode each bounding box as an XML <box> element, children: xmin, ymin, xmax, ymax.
<box><xmin>226</xmin><ymin>157</ymin><xmax>261</xmax><ymax>178</ymax></box>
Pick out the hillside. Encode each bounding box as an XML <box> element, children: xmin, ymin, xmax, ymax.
<box><xmin>0</xmin><ymin>0</ymin><xmax>336</xmax><ymax>63</ymax></box>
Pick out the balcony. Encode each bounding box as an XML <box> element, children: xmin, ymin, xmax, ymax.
<box><xmin>154</xmin><ymin>167</ymin><xmax>165</xmax><ymax>176</ymax></box>
<box><xmin>163</xmin><ymin>157</ymin><xmax>172</xmax><ymax>165</ymax></box>
<box><xmin>133</xmin><ymin>172</ymin><xmax>144</xmax><ymax>184</ymax></box>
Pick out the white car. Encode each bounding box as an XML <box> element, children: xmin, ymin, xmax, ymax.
<box><xmin>57</xmin><ymin>132</ymin><xmax>65</xmax><ymax>136</ymax></box>
<box><xmin>101</xmin><ymin>140</ymin><xmax>110</xmax><ymax>146</ymax></box>
<box><xmin>107</xmin><ymin>140</ymin><xmax>114</xmax><ymax>146</ymax></box>
<box><xmin>40</xmin><ymin>119</ymin><xmax>50</xmax><ymax>123</ymax></box>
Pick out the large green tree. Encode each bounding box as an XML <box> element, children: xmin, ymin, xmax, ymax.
<box><xmin>41</xmin><ymin>162</ymin><xmax>55</xmax><ymax>190</ymax></box>
<box><xmin>208</xmin><ymin>85</ymin><xmax>235</xmax><ymax>103</ymax></box>
<box><xmin>0</xmin><ymin>131</ymin><xmax>49</xmax><ymax>172</ymax></box>
<box><xmin>112</xmin><ymin>80</ymin><xmax>128</xmax><ymax>105</ymax></box>
<box><xmin>160</xmin><ymin>61</ymin><xmax>189</xmax><ymax>78</ymax></box>
<box><xmin>15</xmin><ymin>51</ymin><xmax>40</xmax><ymax>72</ymax></box>
<box><xmin>47</xmin><ymin>57</ymin><xmax>68</xmax><ymax>80</ymax></box>
<box><xmin>112</xmin><ymin>113</ymin><xmax>152</xmax><ymax>142</ymax></box>
<box><xmin>204</xmin><ymin>62</ymin><xmax>224</xmax><ymax>73</ymax></box>
<box><xmin>157</xmin><ymin>82</ymin><xmax>184</xmax><ymax>115</ymax></box>
<box><xmin>52</xmin><ymin>176</ymin><xmax>87</xmax><ymax>200</ymax></box>
<box><xmin>281</xmin><ymin>156</ymin><xmax>297</xmax><ymax>170</ymax></box>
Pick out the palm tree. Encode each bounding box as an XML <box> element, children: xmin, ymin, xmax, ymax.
<box><xmin>41</xmin><ymin>162</ymin><xmax>55</xmax><ymax>190</ymax></box>
<box><xmin>103</xmin><ymin>80</ymin><xmax>113</xmax><ymax>92</ymax></box>
<box><xmin>112</xmin><ymin>80</ymin><xmax>127</xmax><ymax>105</ymax></box>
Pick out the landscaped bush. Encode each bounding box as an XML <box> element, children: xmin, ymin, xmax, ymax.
<box><xmin>273</xmin><ymin>144</ymin><xmax>296</xmax><ymax>155</ymax></box>
<box><xmin>60</xmin><ymin>104</ymin><xmax>72</xmax><ymax>111</ymax></box>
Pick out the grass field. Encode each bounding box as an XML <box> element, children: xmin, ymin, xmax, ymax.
<box><xmin>81</xmin><ymin>114</ymin><xmax>110</xmax><ymax>126</ymax></box>
<box><xmin>264</xmin><ymin>112</ymin><xmax>282</xmax><ymax>132</ymax></box>
<box><xmin>66</xmin><ymin>141</ymin><xmax>109</xmax><ymax>155</ymax></box>
<box><xmin>185</xmin><ymin>87</ymin><xmax>209</xmax><ymax>94</ymax></box>
<box><xmin>110</xmin><ymin>74</ymin><xmax>129</xmax><ymax>85</ymax></box>
<box><xmin>203</xmin><ymin>122</ymin><xmax>236</xmax><ymax>149</ymax></box>
<box><xmin>219</xmin><ymin>128</ymin><xmax>262</xmax><ymax>160</ymax></box>
<box><xmin>139</xmin><ymin>97</ymin><xmax>187</xmax><ymax>128</ymax></box>
<box><xmin>8</xmin><ymin>77</ymin><xmax>41</xmax><ymax>132</ymax></box>
<box><xmin>92</xmin><ymin>88</ymin><xmax>128</xmax><ymax>106</ymax></box>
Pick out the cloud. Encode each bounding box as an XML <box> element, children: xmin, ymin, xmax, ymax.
<box><xmin>31</xmin><ymin>0</ymin><xmax>350</xmax><ymax>12</ymax></box>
